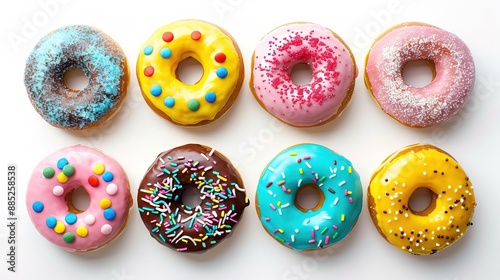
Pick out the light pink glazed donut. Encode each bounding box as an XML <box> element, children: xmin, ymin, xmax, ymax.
<box><xmin>364</xmin><ymin>22</ymin><xmax>475</xmax><ymax>128</ymax></box>
<box><xmin>250</xmin><ymin>22</ymin><xmax>357</xmax><ymax>127</ymax></box>
<box><xmin>26</xmin><ymin>145</ymin><xmax>132</xmax><ymax>252</ymax></box>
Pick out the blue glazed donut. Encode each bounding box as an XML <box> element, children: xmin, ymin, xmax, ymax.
<box><xmin>255</xmin><ymin>143</ymin><xmax>362</xmax><ymax>251</ymax></box>
<box><xmin>24</xmin><ymin>25</ymin><xmax>129</xmax><ymax>130</ymax></box>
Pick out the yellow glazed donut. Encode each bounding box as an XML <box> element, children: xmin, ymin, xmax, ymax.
<box><xmin>136</xmin><ymin>20</ymin><xmax>244</xmax><ymax>126</ymax></box>
<box><xmin>367</xmin><ymin>144</ymin><xmax>476</xmax><ymax>255</ymax></box>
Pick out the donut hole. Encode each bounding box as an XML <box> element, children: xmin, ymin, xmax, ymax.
<box><xmin>176</xmin><ymin>57</ymin><xmax>204</xmax><ymax>85</ymax></box>
<box><xmin>65</xmin><ymin>187</ymin><xmax>90</xmax><ymax>214</ymax></box>
<box><xmin>402</xmin><ymin>60</ymin><xmax>436</xmax><ymax>88</ymax></box>
<box><xmin>181</xmin><ymin>187</ymin><xmax>203</xmax><ymax>209</ymax></box>
<box><xmin>294</xmin><ymin>184</ymin><xmax>325</xmax><ymax>212</ymax></box>
<box><xmin>290</xmin><ymin>63</ymin><xmax>313</xmax><ymax>85</ymax></box>
<box><xmin>63</xmin><ymin>67</ymin><xmax>89</xmax><ymax>91</ymax></box>
<box><xmin>409</xmin><ymin>187</ymin><xmax>437</xmax><ymax>215</ymax></box>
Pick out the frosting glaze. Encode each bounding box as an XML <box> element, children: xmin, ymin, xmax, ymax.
<box><xmin>250</xmin><ymin>23</ymin><xmax>357</xmax><ymax>127</ymax></box>
<box><xmin>137</xmin><ymin>144</ymin><xmax>249</xmax><ymax>253</ymax></box>
<box><xmin>256</xmin><ymin>144</ymin><xmax>362</xmax><ymax>251</ymax></box>
<box><xmin>368</xmin><ymin>144</ymin><xmax>476</xmax><ymax>255</ymax></box>
<box><xmin>26</xmin><ymin>145</ymin><xmax>133</xmax><ymax>252</ymax></box>
<box><xmin>24</xmin><ymin>25</ymin><xmax>129</xmax><ymax>130</ymax></box>
<box><xmin>137</xmin><ymin>20</ymin><xmax>244</xmax><ymax>126</ymax></box>
<box><xmin>364</xmin><ymin>22</ymin><xmax>475</xmax><ymax>127</ymax></box>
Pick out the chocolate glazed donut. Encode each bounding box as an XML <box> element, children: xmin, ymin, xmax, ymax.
<box><xmin>137</xmin><ymin>144</ymin><xmax>249</xmax><ymax>253</ymax></box>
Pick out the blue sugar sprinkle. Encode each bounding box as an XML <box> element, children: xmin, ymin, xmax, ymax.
<box><xmin>102</xmin><ymin>171</ymin><xmax>114</xmax><ymax>182</ymax></box>
<box><xmin>46</xmin><ymin>216</ymin><xmax>57</xmax><ymax>228</ymax></box>
<box><xmin>32</xmin><ymin>201</ymin><xmax>44</xmax><ymax>213</ymax></box>
<box><xmin>150</xmin><ymin>84</ymin><xmax>162</xmax><ymax>96</ymax></box>
<box><xmin>65</xmin><ymin>213</ymin><xmax>77</xmax><ymax>224</ymax></box>
<box><xmin>205</xmin><ymin>92</ymin><xmax>217</xmax><ymax>103</ymax></box>
<box><xmin>57</xmin><ymin>158</ymin><xmax>69</xmax><ymax>169</ymax></box>
<box><xmin>143</xmin><ymin>45</ymin><xmax>154</xmax><ymax>55</ymax></box>
<box><xmin>103</xmin><ymin>208</ymin><xmax>116</xmax><ymax>221</ymax></box>
<box><xmin>216</xmin><ymin>67</ymin><xmax>228</xmax><ymax>78</ymax></box>
<box><xmin>160</xmin><ymin>48</ymin><xmax>172</xmax><ymax>59</ymax></box>
<box><xmin>24</xmin><ymin>25</ymin><xmax>127</xmax><ymax>129</ymax></box>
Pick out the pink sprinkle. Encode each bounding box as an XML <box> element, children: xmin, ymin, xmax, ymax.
<box><xmin>333</xmin><ymin>225</ymin><xmax>338</xmax><ymax>230</ymax></box>
<box><xmin>177</xmin><ymin>247</ymin><xmax>187</xmax><ymax>252</ymax></box>
<box><xmin>274</xmin><ymin>229</ymin><xmax>279</xmax><ymax>233</ymax></box>
<box><xmin>344</xmin><ymin>189</ymin><xmax>348</xmax><ymax>196</ymax></box>
<box><xmin>265</xmin><ymin>217</ymin><xmax>271</xmax><ymax>221</ymax></box>
<box><xmin>349</xmin><ymin>197</ymin><xmax>353</xmax><ymax>203</ymax></box>
<box><xmin>304</xmin><ymin>156</ymin><xmax>311</xmax><ymax>160</ymax></box>
<box><xmin>150</xmin><ymin>220</ymin><xmax>157</xmax><ymax>223</ymax></box>
<box><xmin>270</xmin><ymin>204</ymin><xmax>276</xmax><ymax>210</ymax></box>
<box><xmin>308</xmin><ymin>239</ymin><xmax>316</xmax><ymax>244</ymax></box>
<box><xmin>311</xmin><ymin>230</ymin><xmax>315</xmax><ymax>239</ymax></box>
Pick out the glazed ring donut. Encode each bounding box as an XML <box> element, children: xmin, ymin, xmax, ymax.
<box><xmin>136</xmin><ymin>20</ymin><xmax>244</xmax><ymax>126</ymax></box>
<box><xmin>26</xmin><ymin>145</ymin><xmax>133</xmax><ymax>252</ymax></box>
<box><xmin>364</xmin><ymin>22</ymin><xmax>475</xmax><ymax>128</ymax></box>
<box><xmin>255</xmin><ymin>143</ymin><xmax>362</xmax><ymax>251</ymax></box>
<box><xmin>24</xmin><ymin>25</ymin><xmax>129</xmax><ymax>130</ymax></box>
<box><xmin>368</xmin><ymin>144</ymin><xmax>477</xmax><ymax>255</ymax></box>
<box><xmin>250</xmin><ymin>22</ymin><xmax>357</xmax><ymax>127</ymax></box>
<box><xmin>137</xmin><ymin>144</ymin><xmax>249</xmax><ymax>253</ymax></box>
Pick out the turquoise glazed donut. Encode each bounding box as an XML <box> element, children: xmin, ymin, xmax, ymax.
<box><xmin>24</xmin><ymin>25</ymin><xmax>129</xmax><ymax>130</ymax></box>
<box><xmin>255</xmin><ymin>143</ymin><xmax>362</xmax><ymax>251</ymax></box>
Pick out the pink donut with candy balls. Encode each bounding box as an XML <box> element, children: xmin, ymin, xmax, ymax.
<box><xmin>26</xmin><ymin>145</ymin><xmax>132</xmax><ymax>252</ymax></box>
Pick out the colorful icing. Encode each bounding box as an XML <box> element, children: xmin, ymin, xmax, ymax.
<box><xmin>368</xmin><ymin>144</ymin><xmax>476</xmax><ymax>255</ymax></box>
<box><xmin>364</xmin><ymin>22</ymin><xmax>475</xmax><ymax>127</ymax></box>
<box><xmin>24</xmin><ymin>25</ymin><xmax>129</xmax><ymax>130</ymax></box>
<box><xmin>255</xmin><ymin>144</ymin><xmax>362</xmax><ymax>251</ymax></box>
<box><xmin>26</xmin><ymin>145</ymin><xmax>133</xmax><ymax>252</ymax></box>
<box><xmin>137</xmin><ymin>20</ymin><xmax>244</xmax><ymax>125</ymax></box>
<box><xmin>250</xmin><ymin>23</ymin><xmax>357</xmax><ymax>127</ymax></box>
<box><xmin>137</xmin><ymin>144</ymin><xmax>249</xmax><ymax>253</ymax></box>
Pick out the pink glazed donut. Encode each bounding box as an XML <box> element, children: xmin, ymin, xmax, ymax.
<box><xmin>26</xmin><ymin>145</ymin><xmax>133</xmax><ymax>252</ymax></box>
<box><xmin>364</xmin><ymin>22</ymin><xmax>475</xmax><ymax>128</ymax></box>
<box><xmin>250</xmin><ymin>22</ymin><xmax>357</xmax><ymax>127</ymax></box>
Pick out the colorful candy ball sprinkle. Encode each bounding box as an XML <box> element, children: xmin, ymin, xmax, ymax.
<box><xmin>88</xmin><ymin>175</ymin><xmax>99</xmax><ymax>187</ymax></box>
<box><xmin>57</xmin><ymin>158</ymin><xmax>69</xmax><ymax>169</ymax></box>
<box><xmin>32</xmin><ymin>201</ymin><xmax>44</xmax><ymax>213</ymax></box>
<box><xmin>216</xmin><ymin>67</ymin><xmax>228</xmax><ymax>78</ymax></box>
<box><xmin>215</xmin><ymin>52</ymin><xmax>226</xmax><ymax>63</ymax></box>
<box><xmin>164</xmin><ymin>96</ymin><xmax>175</xmax><ymax>108</ymax></box>
<box><xmin>43</xmin><ymin>167</ymin><xmax>55</xmax><ymax>178</ymax></box>
<box><xmin>205</xmin><ymin>92</ymin><xmax>217</xmax><ymax>103</ymax></box>
<box><xmin>162</xmin><ymin>31</ymin><xmax>174</xmax><ymax>42</ymax></box>
<box><xmin>188</xmin><ymin>99</ymin><xmax>200</xmax><ymax>111</ymax></box>
<box><xmin>160</xmin><ymin>48</ymin><xmax>172</xmax><ymax>59</ymax></box>
<box><xmin>62</xmin><ymin>165</ymin><xmax>75</xmax><ymax>177</ymax></box>
<box><xmin>93</xmin><ymin>163</ymin><xmax>105</xmax><ymax>175</ymax></box>
<box><xmin>103</xmin><ymin>208</ymin><xmax>116</xmax><ymax>221</ymax></box>
<box><xmin>102</xmin><ymin>171</ymin><xmax>114</xmax><ymax>182</ymax></box>
<box><xmin>63</xmin><ymin>232</ymin><xmax>75</xmax><ymax>243</ymax></box>
<box><xmin>150</xmin><ymin>84</ymin><xmax>162</xmax><ymax>97</ymax></box>
<box><xmin>65</xmin><ymin>213</ymin><xmax>77</xmax><ymax>225</ymax></box>
<box><xmin>46</xmin><ymin>216</ymin><xmax>57</xmax><ymax>228</ymax></box>
<box><xmin>144</xmin><ymin>45</ymin><xmax>153</xmax><ymax>55</ymax></box>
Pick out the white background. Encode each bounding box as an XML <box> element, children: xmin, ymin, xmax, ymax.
<box><xmin>1</xmin><ymin>0</ymin><xmax>499</xmax><ymax>279</ymax></box>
